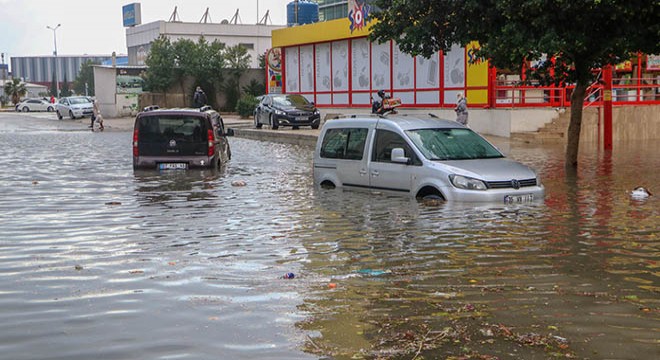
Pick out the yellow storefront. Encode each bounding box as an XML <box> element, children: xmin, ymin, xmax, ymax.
<box><xmin>269</xmin><ymin>18</ymin><xmax>489</xmax><ymax>109</ymax></box>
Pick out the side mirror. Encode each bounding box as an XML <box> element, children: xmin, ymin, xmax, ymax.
<box><xmin>391</xmin><ymin>148</ymin><xmax>410</xmax><ymax>164</ymax></box>
<box><xmin>225</xmin><ymin>128</ymin><xmax>235</xmax><ymax>136</ymax></box>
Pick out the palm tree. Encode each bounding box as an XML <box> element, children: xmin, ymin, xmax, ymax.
<box><xmin>3</xmin><ymin>78</ymin><xmax>27</xmax><ymax>105</ymax></box>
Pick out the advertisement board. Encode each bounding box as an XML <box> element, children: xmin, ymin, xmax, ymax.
<box><xmin>122</xmin><ymin>3</ymin><xmax>142</xmax><ymax>27</ymax></box>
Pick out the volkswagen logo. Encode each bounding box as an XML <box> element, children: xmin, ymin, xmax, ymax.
<box><xmin>169</xmin><ymin>139</ymin><xmax>177</xmax><ymax>147</ymax></box>
<box><xmin>511</xmin><ymin>179</ymin><xmax>520</xmax><ymax>189</ymax></box>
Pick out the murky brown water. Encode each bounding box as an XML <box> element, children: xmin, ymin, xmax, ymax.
<box><xmin>0</xmin><ymin>113</ymin><xmax>658</xmax><ymax>359</ymax></box>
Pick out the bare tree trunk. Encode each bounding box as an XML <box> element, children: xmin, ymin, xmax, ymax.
<box><xmin>565</xmin><ymin>82</ymin><xmax>588</xmax><ymax>168</ymax></box>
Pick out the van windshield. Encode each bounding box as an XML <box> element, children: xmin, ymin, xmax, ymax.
<box><xmin>405</xmin><ymin>128</ymin><xmax>504</xmax><ymax>160</ymax></box>
<box><xmin>138</xmin><ymin>116</ymin><xmax>208</xmax><ymax>142</ymax></box>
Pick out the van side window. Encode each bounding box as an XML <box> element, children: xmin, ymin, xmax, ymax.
<box><xmin>373</xmin><ymin>129</ymin><xmax>418</xmax><ymax>164</ymax></box>
<box><xmin>320</xmin><ymin>128</ymin><xmax>368</xmax><ymax>160</ymax></box>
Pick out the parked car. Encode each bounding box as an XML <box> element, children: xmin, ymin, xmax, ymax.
<box><xmin>55</xmin><ymin>96</ymin><xmax>94</xmax><ymax>119</ymax></box>
<box><xmin>254</xmin><ymin>94</ymin><xmax>321</xmax><ymax>130</ymax></box>
<box><xmin>313</xmin><ymin>114</ymin><xmax>545</xmax><ymax>203</ymax></box>
<box><xmin>15</xmin><ymin>98</ymin><xmax>55</xmax><ymax>112</ymax></box>
<box><xmin>132</xmin><ymin>106</ymin><xmax>233</xmax><ymax>170</ymax></box>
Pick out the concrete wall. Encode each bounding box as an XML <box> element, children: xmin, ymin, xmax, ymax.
<box><xmin>93</xmin><ymin>66</ymin><xmax>118</xmax><ymax>117</ymax></box>
<box><xmin>581</xmin><ymin>105</ymin><xmax>660</xmax><ymax>143</ymax></box>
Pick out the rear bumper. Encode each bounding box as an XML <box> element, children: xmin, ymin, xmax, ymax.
<box><xmin>133</xmin><ymin>155</ymin><xmax>217</xmax><ymax>169</ymax></box>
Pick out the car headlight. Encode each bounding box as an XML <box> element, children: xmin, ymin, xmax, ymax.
<box><xmin>313</xmin><ymin>109</ymin><xmax>320</xmax><ymax>115</ymax></box>
<box><xmin>274</xmin><ymin>109</ymin><xmax>286</xmax><ymax>116</ymax></box>
<box><xmin>449</xmin><ymin>174</ymin><xmax>487</xmax><ymax>190</ymax></box>
<box><xmin>535</xmin><ymin>171</ymin><xmax>542</xmax><ymax>186</ymax></box>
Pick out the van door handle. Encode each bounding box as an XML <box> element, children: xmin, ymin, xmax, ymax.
<box><xmin>371</xmin><ymin>170</ymin><xmax>379</xmax><ymax>177</ymax></box>
<box><xmin>359</xmin><ymin>169</ymin><xmax>367</xmax><ymax>175</ymax></box>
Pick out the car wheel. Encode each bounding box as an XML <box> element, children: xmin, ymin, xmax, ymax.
<box><xmin>254</xmin><ymin>113</ymin><xmax>262</xmax><ymax>129</ymax></box>
<box><xmin>47</xmin><ymin>106</ymin><xmax>54</xmax><ymax>112</ymax></box>
<box><xmin>292</xmin><ymin>126</ymin><xmax>299</xmax><ymax>130</ymax></box>
<box><xmin>56</xmin><ymin>110</ymin><xmax>63</xmax><ymax>120</ymax></box>
<box><xmin>311</xmin><ymin>122</ymin><xmax>320</xmax><ymax>130</ymax></box>
<box><xmin>22</xmin><ymin>106</ymin><xmax>30</xmax><ymax>112</ymax></box>
<box><xmin>69</xmin><ymin>110</ymin><xmax>75</xmax><ymax>119</ymax></box>
<box><xmin>270</xmin><ymin>115</ymin><xmax>279</xmax><ymax>130</ymax></box>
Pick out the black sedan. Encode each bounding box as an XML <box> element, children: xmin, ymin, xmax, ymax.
<box><xmin>254</xmin><ymin>94</ymin><xmax>321</xmax><ymax>130</ymax></box>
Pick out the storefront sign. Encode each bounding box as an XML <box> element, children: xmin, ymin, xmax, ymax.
<box><xmin>348</xmin><ymin>0</ymin><xmax>371</xmax><ymax>33</ymax></box>
<box><xmin>646</xmin><ymin>54</ymin><xmax>660</xmax><ymax>71</ymax></box>
<box><xmin>267</xmin><ymin>48</ymin><xmax>282</xmax><ymax>94</ymax></box>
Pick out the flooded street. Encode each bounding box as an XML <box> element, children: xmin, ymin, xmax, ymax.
<box><xmin>0</xmin><ymin>113</ymin><xmax>658</xmax><ymax>359</ymax></box>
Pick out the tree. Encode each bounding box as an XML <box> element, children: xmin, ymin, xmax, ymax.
<box><xmin>370</xmin><ymin>0</ymin><xmax>660</xmax><ymax>167</ymax></box>
<box><xmin>50</xmin><ymin>72</ymin><xmax>57</xmax><ymax>97</ymax></box>
<box><xmin>3</xmin><ymin>78</ymin><xmax>27</xmax><ymax>105</ymax></box>
<box><xmin>60</xmin><ymin>73</ymin><xmax>72</xmax><ymax>97</ymax></box>
<box><xmin>73</xmin><ymin>60</ymin><xmax>98</xmax><ymax>96</ymax></box>
<box><xmin>224</xmin><ymin>44</ymin><xmax>251</xmax><ymax>111</ymax></box>
<box><xmin>143</xmin><ymin>36</ymin><xmax>179</xmax><ymax>93</ymax></box>
<box><xmin>143</xmin><ymin>36</ymin><xmax>226</xmax><ymax>107</ymax></box>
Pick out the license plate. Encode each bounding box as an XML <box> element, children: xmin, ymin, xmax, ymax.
<box><xmin>504</xmin><ymin>194</ymin><xmax>534</xmax><ymax>204</ymax></box>
<box><xmin>159</xmin><ymin>163</ymin><xmax>188</xmax><ymax>170</ymax></box>
<box><xmin>295</xmin><ymin>116</ymin><xmax>308</xmax><ymax>121</ymax></box>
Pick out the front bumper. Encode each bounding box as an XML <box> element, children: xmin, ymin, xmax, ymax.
<box><xmin>441</xmin><ymin>185</ymin><xmax>545</xmax><ymax>203</ymax></box>
<box><xmin>273</xmin><ymin>113</ymin><xmax>321</xmax><ymax>127</ymax></box>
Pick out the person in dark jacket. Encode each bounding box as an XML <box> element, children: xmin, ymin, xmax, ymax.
<box><xmin>193</xmin><ymin>86</ymin><xmax>207</xmax><ymax>108</ymax></box>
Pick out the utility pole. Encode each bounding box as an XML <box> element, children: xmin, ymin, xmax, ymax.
<box><xmin>47</xmin><ymin>24</ymin><xmax>61</xmax><ymax>97</ymax></box>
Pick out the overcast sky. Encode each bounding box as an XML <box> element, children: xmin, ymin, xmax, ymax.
<box><xmin>0</xmin><ymin>0</ymin><xmax>291</xmax><ymax>62</ymax></box>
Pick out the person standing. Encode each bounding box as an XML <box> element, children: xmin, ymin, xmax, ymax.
<box><xmin>89</xmin><ymin>98</ymin><xmax>103</xmax><ymax>131</ymax></box>
<box><xmin>455</xmin><ymin>92</ymin><xmax>468</xmax><ymax>126</ymax></box>
<box><xmin>193</xmin><ymin>86</ymin><xmax>207</xmax><ymax>108</ymax></box>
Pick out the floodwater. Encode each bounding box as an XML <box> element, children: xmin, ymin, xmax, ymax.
<box><xmin>0</xmin><ymin>113</ymin><xmax>658</xmax><ymax>360</ymax></box>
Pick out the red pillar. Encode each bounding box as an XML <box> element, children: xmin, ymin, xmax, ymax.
<box><xmin>603</xmin><ymin>65</ymin><xmax>613</xmax><ymax>150</ymax></box>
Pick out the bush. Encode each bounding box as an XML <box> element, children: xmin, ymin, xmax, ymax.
<box><xmin>235</xmin><ymin>94</ymin><xmax>260</xmax><ymax>118</ymax></box>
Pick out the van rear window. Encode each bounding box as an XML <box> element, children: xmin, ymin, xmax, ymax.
<box><xmin>320</xmin><ymin>128</ymin><xmax>368</xmax><ymax>160</ymax></box>
<box><xmin>138</xmin><ymin>116</ymin><xmax>208</xmax><ymax>142</ymax></box>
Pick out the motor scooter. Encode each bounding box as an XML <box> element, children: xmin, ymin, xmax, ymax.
<box><xmin>371</xmin><ymin>90</ymin><xmax>402</xmax><ymax>115</ymax></box>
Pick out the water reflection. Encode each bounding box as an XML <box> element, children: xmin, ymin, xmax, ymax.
<box><xmin>295</xmin><ymin>140</ymin><xmax>659</xmax><ymax>359</ymax></box>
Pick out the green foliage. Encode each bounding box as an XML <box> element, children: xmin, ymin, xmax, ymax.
<box><xmin>60</xmin><ymin>73</ymin><xmax>72</xmax><ymax>97</ymax></box>
<box><xmin>73</xmin><ymin>60</ymin><xmax>98</xmax><ymax>96</ymax></box>
<box><xmin>370</xmin><ymin>0</ymin><xmax>660</xmax><ymax>167</ymax></box>
<box><xmin>3</xmin><ymin>78</ymin><xmax>27</xmax><ymax>105</ymax></box>
<box><xmin>236</xmin><ymin>94</ymin><xmax>259</xmax><ymax>118</ymax></box>
<box><xmin>143</xmin><ymin>36</ymin><xmax>178</xmax><ymax>92</ymax></box>
<box><xmin>222</xmin><ymin>77</ymin><xmax>240</xmax><ymax>112</ymax></box>
<box><xmin>50</xmin><ymin>72</ymin><xmax>57</xmax><ymax>97</ymax></box>
<box><xmin>223</xmin><ymin>44</ymin><xmax>252</xmax><ymax>111</ymax></box>
<box><xmin>242</xmin><ymin>79</ymin><xmax>265</xmax><ymax>96</ymax></box>
<box><xmin>370</xmin><ymin>0</ymin><xmax>660</xmax><ymax>86</ymax></box>
<box><xmin>257</xmin><ymin>52</ymin><xmax>266</xmax><ymax>69</ymax></box>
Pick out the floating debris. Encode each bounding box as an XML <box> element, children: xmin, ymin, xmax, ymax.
<box><xmin>231</xmin><ymin>180</ymin><xmax>247</xmax><ymax>187</ymax></box>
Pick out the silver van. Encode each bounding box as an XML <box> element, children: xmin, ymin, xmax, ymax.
<box><xmin>313</xmin><ymin>115</ymin><xmax>544</xmax><ymax>203</ymax></box>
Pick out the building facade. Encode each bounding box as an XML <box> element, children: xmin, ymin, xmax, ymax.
<box><xmin>10</xmin><ymin>55</ymin><xmax>118</xmax><ymax>86</ymax></box>
<box><xmin>125</xmin><ymin>20</ymin><xmax>284</xmax><ymax>68</ymax></box>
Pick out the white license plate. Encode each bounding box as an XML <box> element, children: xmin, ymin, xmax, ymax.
<box><xmin>295</xmin><ymin>116</ymin><xmax>308</xmax><ymax>121</ymax></box>
<box><xmin>159</xmin><ymin>163</ymin><xmax>188</xmax><ymax>170</ymax></box>
<box><xmin>504</xmin><ymin>194</ymin><xmax>534</xmax><ymax>204</ymax></box>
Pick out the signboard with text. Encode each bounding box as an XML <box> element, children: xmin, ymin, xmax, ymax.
<box><xmin>122</xmin><ymin>3</ymin><xmax>142</xmax><ymax>27</ymax></box>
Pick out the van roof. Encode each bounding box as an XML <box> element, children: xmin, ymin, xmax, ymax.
<box><xmin>137</xmin><ymin>107</ymin><xmax>217</xmax><ymax>117</ymax></box>
<box><xmin>326</xmin><ymin>114</ymin><xmax>462</xmax><ymax>131</ymax></box>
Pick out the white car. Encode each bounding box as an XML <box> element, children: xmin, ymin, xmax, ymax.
<box><xmin>15</xmin><ymin>98</ymin><xmax>55</xmax><ymax>112</ymax></box>
<box><xmin>55</xmin><ymin>96</ymin><xmax>94</xmax><ymax>120</ymax></box>
<box><xmin>313</xmin><ymin>114</ymin><xmax>545</xmax><ymax>203</ymax></box>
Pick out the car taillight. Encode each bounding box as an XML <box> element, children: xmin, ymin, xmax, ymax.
<box><xmin>207</xmin><ymin>129</ymin><xmax>215</xmax><ymax>156</ymax></box>
<box><xmin>133</xmin><ymin>127</ymin><xmax>139</xmax><ymax>156</ymax></box>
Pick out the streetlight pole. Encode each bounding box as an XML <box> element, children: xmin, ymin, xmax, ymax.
<box><xmin>47</xmin><ymin>24</ymin><xmax>61</xmax><ymax>97</ymax></box>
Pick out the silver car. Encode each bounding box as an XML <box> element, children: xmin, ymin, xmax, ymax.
<box><xmin>313</xmin><ymin>115</ymin><xmax>544</xmax><ymax>203</ymax></box>
<box><xmin>55</xmin><ymin>96</ymin><xmax>94</xmax><ymax>120</ymax></box>
<box><xmin>15</xmin><ymin>98</ymin><xmax>55</xmax><ymax>112</ymax></box>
